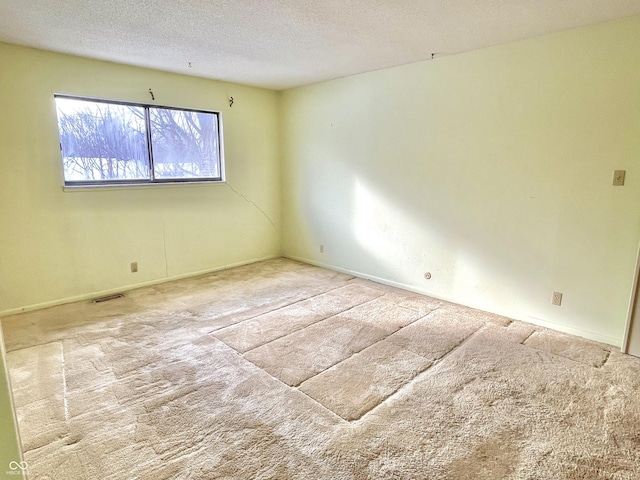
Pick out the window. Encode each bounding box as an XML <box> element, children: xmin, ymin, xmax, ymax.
<box><xmin>54</xmin><ymin>95</ymin><xmax>224</xmax><ymax>186</ymax></box>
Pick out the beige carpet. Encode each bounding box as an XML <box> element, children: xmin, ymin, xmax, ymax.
<box><xmin>3</xmin><ymin>258</ymin><xmax>640</xmax><ymax>479</ymax></box>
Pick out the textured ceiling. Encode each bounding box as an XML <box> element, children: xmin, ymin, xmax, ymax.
<box><xmin>1</xmin><ymin>1</ymin><xmax>640</xmax><ymax>90</ymax></box>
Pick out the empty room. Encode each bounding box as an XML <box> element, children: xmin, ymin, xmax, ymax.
<box><xmin>2</xmin><ymin>1</ymin><xmax>640</xmax><ymax>479</ymax></box>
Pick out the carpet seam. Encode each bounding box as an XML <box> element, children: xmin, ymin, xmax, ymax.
<box><xmin>238</xmin><ymin>305</ymin><xmax>444</xmax><ymax>419</ymax></box>
<box><xmin>205</xmin><ymin>281</ymin><xmax>377</xmax><ymax>335</ymax></box>
<box><xmin>293</xmin><ymin>387</ymin><xmax>350</xmax><ymax>424</ymax></box>
<box><xmin>520</xmin><ymin>329</ymin><xmax>538</xmax><ymax>345</ymax></box>
<box><xmin>293</xmin><ymin>306</ymin><xmax>441</xmax><ymax>389</ymax></box>
<box><xmin>234</xmin><ymin>350</ymin><xmax>349</xmax><ymax>423</ymax></box>
<box><xmin>522</xmin><ymin>343</ymin><xmax>612</xmax><ymax>369</ymax></box>
<box><xmin>351</xmin><ymin>324</ymin><xmax>486</xmax><ymax>423</ymax></box>
<box><xmin>234</xmin><ymin>292</ymin><xmax>388</xmax><ymax>355</ymax></box>
<box><xmin>598</xmin><ymin>350</ymin><xmax>612</xmax><ymax>368</ymax></box>
<box><xmin>3</xmin><ymin>339</ymin><xmax>67</xmax><ymax>354</ymax></box>
<box><xmin>236</xmin><ymin>292</ymin><xmax>438</xmax><ymax>357</ymax></box>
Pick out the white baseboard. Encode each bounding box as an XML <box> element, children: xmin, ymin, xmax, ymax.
<box><xmin>3</xmin><ymin>252</ymin><xmax>621</xmax><ymax>348</ymax></box>
<box><xmin>0</xmin><ymin>254</ymin><xmax>280</xmax><ymax>318</ymax></box>
<box><xmin>285</xmin><ymin>255</ymin><xmax>621</xmax><ymax>347</ymax></box>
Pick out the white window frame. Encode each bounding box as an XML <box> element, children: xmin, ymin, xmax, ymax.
<box><xmin>54</xmin><ymin>95</ymin><xmax>225</xmax><ymax>187</ymax></box>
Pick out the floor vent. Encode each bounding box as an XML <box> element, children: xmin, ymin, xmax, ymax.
<box><xmin>92</xmin><ymin>294</ymin><xmax>124</xmax><ymax>303</ymax></box>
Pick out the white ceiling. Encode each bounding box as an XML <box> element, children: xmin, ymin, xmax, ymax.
<box><xmin>1</xmin><ymin>1</ymin><xmax>640</xmax><ymax>90</ymax></box>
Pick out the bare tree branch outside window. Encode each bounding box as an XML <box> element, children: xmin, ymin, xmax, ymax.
<box><xmin>55</xmin><ymin>96</ymin><xmax>222</xmax><ymax>185</ymax></box>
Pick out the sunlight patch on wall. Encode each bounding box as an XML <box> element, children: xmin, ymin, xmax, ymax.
<box><xmin>352</xmin><ymin>177</ymin><xmax>443</xmax><ymax>286</ymax></box>
<box><xmin>352</xmin><ymin>177</ymin><xmax>524</xmax><ymax>314</ymax></box>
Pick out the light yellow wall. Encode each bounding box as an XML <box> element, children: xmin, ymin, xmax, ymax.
<box><xmin>0</xmin><ymin>43</ymin><xmax>281</xmax><ymax>314</ymax></box>
<box><xmin>281</xmin><ymin>15</ymin><xmax>640</xmax><ymax>345</ymax></box>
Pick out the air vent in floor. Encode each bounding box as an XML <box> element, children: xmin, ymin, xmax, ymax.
<box><xmin>92</xmin><ymin>294</ymin><xmax>124</xmax><ymax>303</ymax></box>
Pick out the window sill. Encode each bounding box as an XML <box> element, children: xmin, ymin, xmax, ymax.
<box><xmin>62</xmin><ymin>181</ymin><xmax>227</xmax><ymax>192</ymax></box>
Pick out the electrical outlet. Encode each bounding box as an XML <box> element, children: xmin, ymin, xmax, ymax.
<box><xmin>613</xmin><ymin>170</ymin><xmax>626</xmax><ymax>186</ymax></box>
<box><xmin>320</xmin><ymin>245</ymin><xmax>324</xmax><ymax>253</ymax></box>
<box><xmin>130</xmin><ymin>262</ymin><xmax>138</xmax><ymax>273</ymax></box>
<box><xmin>552</xmin><ymin>291</ymin><xmax>562</xmax><ymax>306</ymax></box>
